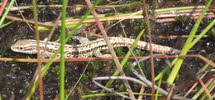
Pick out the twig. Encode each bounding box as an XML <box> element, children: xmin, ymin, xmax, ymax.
<box><xmin>199</xmin><ymin>78</ymin><xmax>212</xmax><ymax>99</ymax></box>
<box><xmin>2</xmin><ymin>55</ymin><xmax>215</xmax><ymax>66</ymax></box>
<box><xmin>0</xmin><ymin>0</ymin><xmax>8</xmax><ymax>16</ymax></box>
<box><xmin>25</xmin><ymin>14</ymin><xmax>62</xmax><ymax>98</ymax></box>
<box><xmin>85</xmin><ymin>0</ymin><xmax>135</xmax><ymax>99</ymax></box>
<box><xmin>130</xmin><ymin>54</ymin><xmax>192</xmax><ymax>100</ymax></box>
<box><xmin>184</xmin><ymin>72</ymin><xmax>207</xmax><ymax>97</ymax></box>
<box><xmin>142</xmin><ymin>0</ymin><xmax>155</xmax><ymax>99</ymax></box>
<box><xmin>14</xmin><ymin>1</ymin><xmax>34</xmax><ymax>31</ymax></box>
<box><xmin>93</xmin><ymin>77</ymin><xmax>134</xmax><ymax>100</ymax></box>
<box><xmin>130</xmin><ymin>54</ymin><xmax>168</xmax><ymax>95</ymax></box>
<box><xmin>32</xmin><ymin>0</ymin><xmax>43</xmax><ymax>99</ymax></box>
<box><xmin>166</xmin><ymin>84</ymin><xmax>175</xmax><ymax>100</ymax></box>
<box><xmin>5</xmin><ymin>15</ymin><xmax>54</xmax><ymax>26</ymax></box>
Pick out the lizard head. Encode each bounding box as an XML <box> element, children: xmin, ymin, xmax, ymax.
<box><xmin>11</xmin><ymin>39</ymin><xmax>38</xmax><ymax>54</ymax></box>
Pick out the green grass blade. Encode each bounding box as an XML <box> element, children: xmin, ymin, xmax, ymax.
<box><xmin>155</xmin><ymin>18</ymin><xmax>215</xmax><ymax>81</ymax></box>
<box><xmin>25</xmin><ymin>0</ymin><xmax>101</xmax><ymax>99</ymax></box>
<box><xmin>167</xmin><ymin>0</ymin><xmax>213</xmax><ymax>84</ymax></box>
<box><xmin>60</xmin><ymin>0</ymin><xmax>67</xmax><ymax>99</ymax></box>
<box><xmin>189</xmin><ymin>19</ymin><xmax>215</xmax><ymax>49</ymax></box>
<box><xmin>0</xmin><ymin>21</ymin><xmax>14</xmax><ymax>28</ymax></box>
<box><xmin>0</xmin><ymin>0</ymin><xmax>15</xmax><ymax>25</ymax></box>
<box><xmin>155</xmin><ymin>73</ymin><xmax>163</xmax><ymax>100</ymax></box>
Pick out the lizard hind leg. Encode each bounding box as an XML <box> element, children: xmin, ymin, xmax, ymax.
<box><xmin>94</xmin><ymin>49</ymin><xmax>112</xmax><ymax>57</ymax></box>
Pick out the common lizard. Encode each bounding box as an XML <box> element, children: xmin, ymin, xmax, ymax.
<box><xmin>11</xmin><ymin>37</ymin><xmax>180</xmax><ymax>58</ymax></box>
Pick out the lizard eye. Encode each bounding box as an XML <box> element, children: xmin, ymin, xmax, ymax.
<box><xmin>19</xmin><ymin>47</ymin><xmax>24</xmax><ymax>50</ymax></box>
